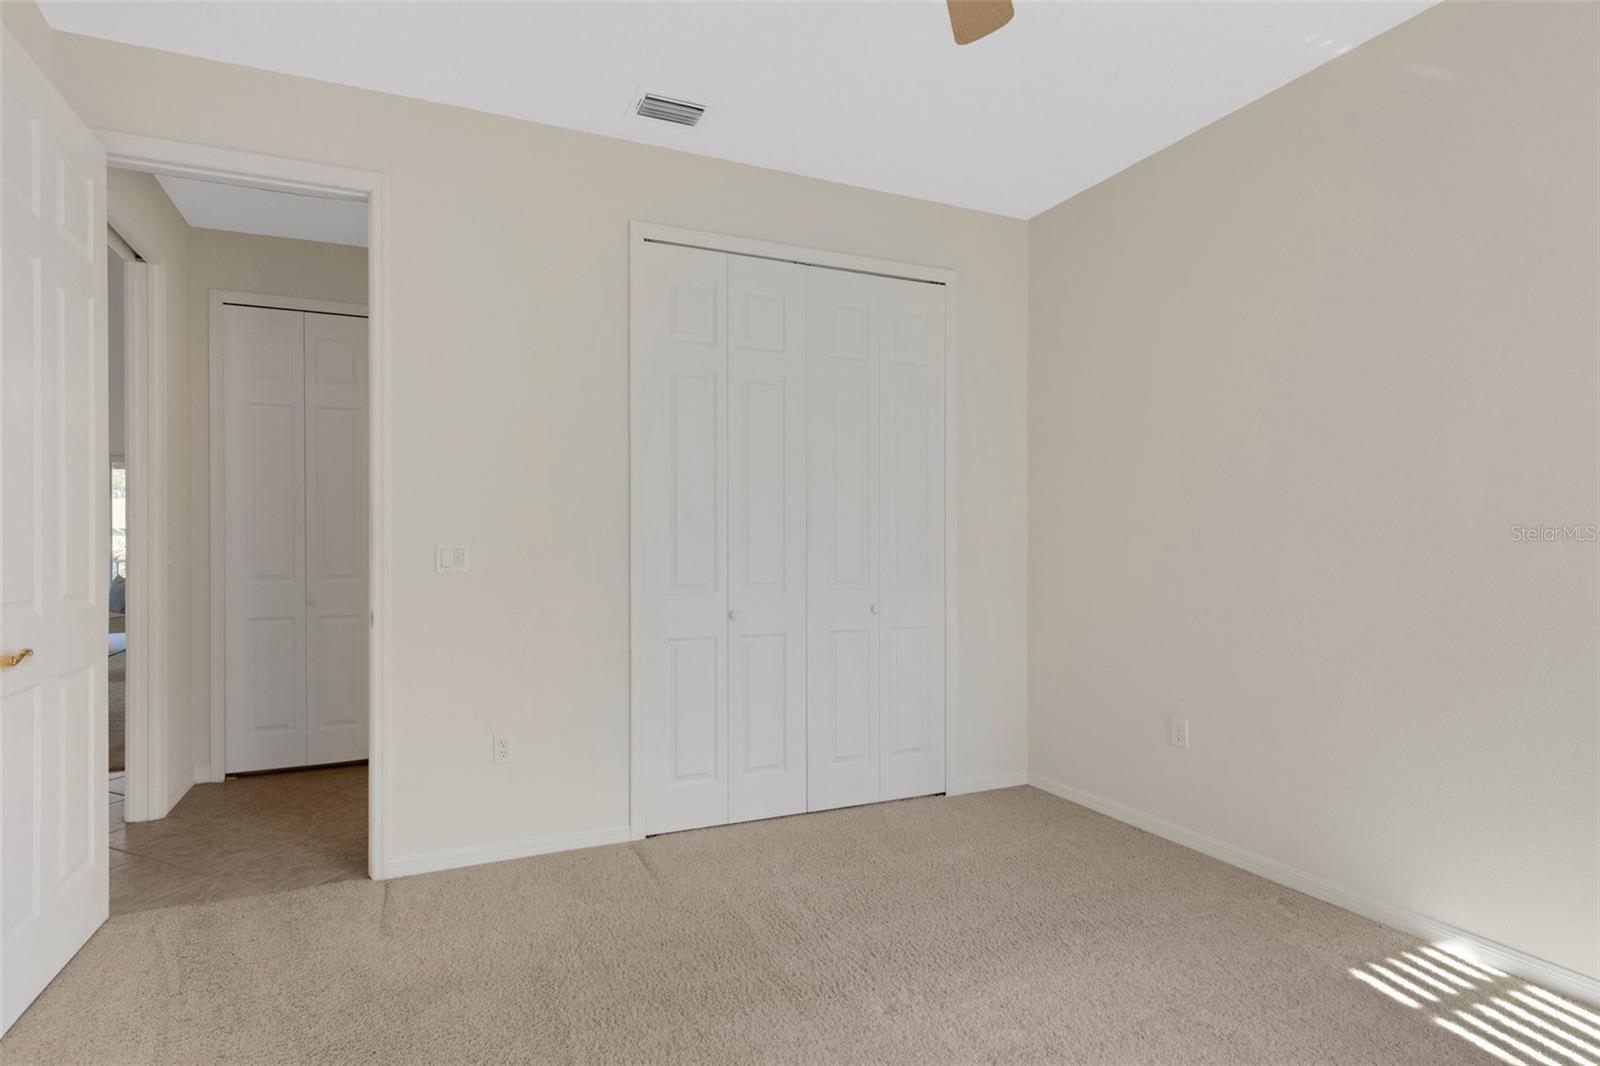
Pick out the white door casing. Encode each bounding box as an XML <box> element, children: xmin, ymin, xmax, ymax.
<box><xmin>223</xmin><ymin>304</ymin><xmax>307</xmax><ymax>773</ymax></box>
<box><xmin>804</xmin><ymin>267</ymin><xmax>882</xmax><ymax>813</ymax></box>
<box><xmin>0</xmin><ymin>27</ymin><xmax>109</xmax><ymax>1034</ymax></box>
<box><xmin>633</xmin><ymin>243</ymin><xmax>729</xmax><ymax>835</ymax></box>
<box><xmin>877</xmin><ymin>277</ymin><xmax>946</xmax><ymax>802</ymax></box>
<box><xmin>726</xmin><ymin>255</ymin><xmax>807</xmax><ymax>823</ymax></box>
<box><xmin>304</xmin><ymin>312</ymin><xmax>369</xmax><ymax>765</ymax></box>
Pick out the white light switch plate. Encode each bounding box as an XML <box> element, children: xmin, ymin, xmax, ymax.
<box><xmin>435</xmin><ymin>542</ymin><xmax>469</xmax><ymax>574</ymax></box>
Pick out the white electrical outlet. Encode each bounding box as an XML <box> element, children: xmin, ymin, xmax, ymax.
<box><xmin>436</xmin><ymin>542</ymin><xmax>470</xmax><ymax>574</ymax></box>
<box><xmin>492</xmin><ymin>733</ymin><xmax>512</xmax><ymax>764</ymax></box>
<box><xmin>1169</xmin><ymin>717</ymin><xmax>1190</xmax><ymax>749</ymax></box>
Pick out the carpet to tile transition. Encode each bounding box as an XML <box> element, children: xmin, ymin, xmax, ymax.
<box><xmin>0</xmin><ymin>787</ymin><xmax>1573</xmax><ymax>1065</ymax></box>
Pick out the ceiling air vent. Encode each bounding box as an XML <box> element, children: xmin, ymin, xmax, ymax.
<box><xmin>636</xmin><ymin>93</ymin><xmax>706</xmax><ymax>127</ymax></box>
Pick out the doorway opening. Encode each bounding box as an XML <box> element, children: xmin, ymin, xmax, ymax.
<box><xmin>98</xmin><ymin>145</ymin><xmax>387</xmax><ymax>914</ymax></box>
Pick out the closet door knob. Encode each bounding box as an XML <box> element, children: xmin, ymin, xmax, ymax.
<box><xmin>869</xmin><ymin>603</ymin><xmax>880</xmax><ymax>615</ymax></box>
<box><xmin>728</xmin><ymin>609</ymin><xmax>739</xmax><ymax>622</ymax></box>
<box><xmin>0</xmin><ymin>648</ymin><xmax>33</xmax><ymax>669</ymax></box>
<box><xmin>307</xmin><ymin>592</ymin><xmax>318</xmax><ymax>606</ymax></box>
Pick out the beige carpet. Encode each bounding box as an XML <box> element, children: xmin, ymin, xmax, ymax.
<box><xmin>0</xmin><ymin>787</ymin><xmax>1557</xmax><ymax>1064</ymax></box>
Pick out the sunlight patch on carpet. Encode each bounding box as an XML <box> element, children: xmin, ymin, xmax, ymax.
<box><xmin>1350</xmin><ymin>946</ymin><xmax>1599</xmax><ymax>1066</ymax></box>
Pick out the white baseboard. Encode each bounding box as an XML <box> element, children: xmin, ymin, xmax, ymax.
<box><xmin>163</xmin><ymin>771</ymin><xmax>192</xmax><ymax>813</ymax></box>
<box><xmin>1027</xmin><ymin>773</ymin><xmax>1600</xmax><ymax>1005</ymax></box>
<box><xmin>947</xmin><ymin>769</ymin><xmax>1030</xmax><ymax>796</ymax></box>
<box><xmin>383</xmin><ymin>825</ymin><xmax>632</xmax><ymax>880</ymax></box>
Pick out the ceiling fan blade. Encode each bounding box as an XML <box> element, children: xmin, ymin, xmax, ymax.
<box><xmin>947</xmin><ymin>0</ymin><xmax>1014</xmax><ymax>46</ymax></box>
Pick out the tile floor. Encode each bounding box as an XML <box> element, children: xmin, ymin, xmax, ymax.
<box><xmin>107</xmin><ymin>771</ymin><xmax>125</xmax><ymax>826</ymax></box>
<box><xmin>108</xmin><ymin>764</ymin><xmax>367</xmax><ymax>915</ymax></box>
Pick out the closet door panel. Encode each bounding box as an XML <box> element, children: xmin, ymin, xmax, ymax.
<box><xmin>727</xmin><ymin>256</ymin><xmax>807</xmax><ymax>823</ymax></box>
<box><xmin>223</xmin><ymin>305</ymin><xmax>307</xmax><ymax>773</ymax></box>
<box><xmin>878</xmin><ymin>278</ymin><xmax>946</xmax><ymax>801</ymax></box>
<box><xmin>634</xmin><ymin>244</ymin><xmax>729</xmax><ymax>835</ymax></box>
<box><xmin>304</xmin><ymin>312</ymin><xmax>369</xmax><ymax>766</ymax></box>
<box><xmin>806</xmin><ymin>269</ymin><xmax>880</xmax><ymax>812</ymax></box>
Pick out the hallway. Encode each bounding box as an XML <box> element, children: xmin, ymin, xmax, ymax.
<box><xmin>110</xmin><ymin>765</ymin><xmax>366</xmax><ymax>914</ymax></box>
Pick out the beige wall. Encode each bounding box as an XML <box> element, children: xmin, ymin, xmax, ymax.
<box><xmin>3</xmin><ymin>4</ymin><xmax>1031</xmax><ymax>868</ymax></box>
<box><xmin>1028</xmin><ymin>0</ymin><xmax>1598</xmax><ymax>980</ymax></box>
<box><xmin>106</xmin><ymin>168</ymin><xmax>193</xmax><ymax>811</ymax></box>
<box><xmin>184</xmin><ymin>229</ymin><xmax>367</xmax><ymax>770</ymax></box>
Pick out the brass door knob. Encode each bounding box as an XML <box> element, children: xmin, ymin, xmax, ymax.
<box><xmin>1</xmin><ymin>648</ymin><xmax>34</xmax><ymax>669</ymax></box>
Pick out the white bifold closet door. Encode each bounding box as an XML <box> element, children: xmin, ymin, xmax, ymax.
<box><xmin>873</xmin><ymin>276</ymin><xmax>946</xmax><ymax>803</ymax></box>
<box><xmin>303</xmin><ymin>313</ymin><xmax>369</xmax><ymax>765</ymax></box>
<box><xmin>806</xmin><ymin>272</ymin><xmax>946</xmax><ymax>811</ymax></box>
<box><xmin>224</xmin><ymin>304</ymin><xmax>368</xmax><ymax>774</ymax></box>
<box><xmin>726</xmin><ymin>256</ymin><xmax>809</xmax><ymax>823</ymax></box>
<box><xmin>804</xmin><ymin>268</ymin><xmax>880</xmax><ymax>809</ymax></box>
<box><xmin>633</xmin><ymin>239</ymin><xmax>943</xmax><ymax>836</ymax></box>
<box><xmin>633</xmin><ymin>246</ymin><xmax>809</xmax><ymax>835</ymax></box>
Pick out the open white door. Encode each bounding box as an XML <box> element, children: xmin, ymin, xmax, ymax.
<box><xmin>1</xmin><ymin>27</ymin><xmax>110</xmax><ymax>1034</ymax></box>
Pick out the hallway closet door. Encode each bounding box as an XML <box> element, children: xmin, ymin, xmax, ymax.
<box><xmin>875</xmin><ymin>277</ymin><xmax>946</xmax><ymax>802</ymax></box>
<box><xmin>223</xmin><ymin>304</ymin><xmax>368</xmax><ymax>773</ymax></box>
<box><xmin>224</xmin><ymin>306</ymin><xmax>308</xmax><ymax>773</ymax></box>
<box><xmin>304</xmin><ymin>313</ymin><xmax>370</xmax><ymax>765</ymax></box>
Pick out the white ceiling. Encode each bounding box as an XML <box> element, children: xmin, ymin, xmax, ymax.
<box><xmin>47</xmin><ymin>1</ymin><xmax>1434</xmax><ymax>220</ymax></box>
<box><xmin>153</xmin><ymin>175</ymin><xmax>368</xmax><ymax>247</ymax></box>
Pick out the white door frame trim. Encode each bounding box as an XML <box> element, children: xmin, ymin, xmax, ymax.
<box><xmin>103</xmin><ymin>228</ymin><xmax>167</xmax><ymax>822</ymax></box>
<box><xmin>627</xmin><ymin>221</ymin><xmax>961</xmax><ymax>838</ymax></box>
<box><xmin>100</xmin><ymin>131</ymin><xmax>393</xmax><ymax>880</ymax></box>
<box><xmin>207</xmin><ymin>289</ymin><xmax>368</xmax><ymax>780</ymax></box>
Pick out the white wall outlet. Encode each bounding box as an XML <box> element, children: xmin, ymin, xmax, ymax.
<box><xmin>1169</xmin><ymin>717</ymin><xmax>1190</xmax><ymax>749</ymax></box>
<box><xmin>435</xmin><ymin>542</ymin><xmax>470</xmax><ymax>574</ymax></box>
<box><xmin>492</xmin><ymin>733</ymin><xmax>512</xmax><ymax>764</ymax></box>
